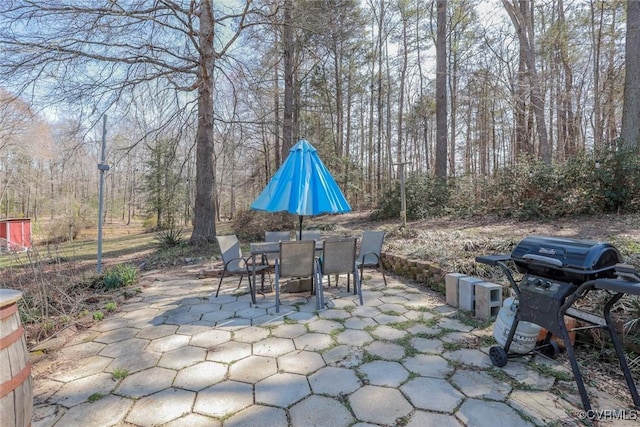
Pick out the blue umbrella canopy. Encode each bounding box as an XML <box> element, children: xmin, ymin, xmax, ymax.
<box><xmin>251</xmin><ymin>139</ymin><xmax>351</xmax><ymax>238</ymax></box>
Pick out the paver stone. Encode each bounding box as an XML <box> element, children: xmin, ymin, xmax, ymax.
<box><xmin>194</xmin><ymin>380</ymin><xmax>253</xmax><ymax>418</ymax></box>
<box><xmin>309</xmin><ymin>366</ymin><xmax>361</xmax><ymax>396</ymax></box>
<box><xmin>255</xmin><ymin>372</ymin><xmax>311</xmax><ymax>407</ymax></box>
<box><xmin>400</xmin><ymin>377</ymin><xmax>464</xmax><ymax>412</ymax></box>
<box><xmin>126</xmin><ymin>388</ymin><xmax>196</xmax><ymax>426</ymax></box>
<box><xmin>54</xmin><ymin>395</ymin><xmax>132</xmax><ymax>427</ymax></box>
<box><xmin>115</xmin><ymin>367</ymin><xmax>176</xmax><ymax>398</ymax></box>
<box><xmin>228</xmin><ymin>355</ymin><xmax>277</xmax><ymax>383</ymax></box>
<box><xmin>457</xmin><ymin>399</ymin><xmax>535</xmax><ymax>426</ymax></box>
<box><xmin>358</xmin><ymin>360</ymin><xmax>409</xmax><ymax>387</ymax></box>
<box><xmin>225</xmin><ymin>405</ymin><xmax>287</xmax><ymax>427</ymax></box>
<box><xmin>290</xmin><ymin>395</ymin><xmax>354</xmax><ymax>427</ymax></box>
<box><xmin>174</xmin><ymin>361</ymin><xmax>228</xmax><ymax>391</ymax></box>
<box><xmin>278</xmin><ymin>350</ymin><xmax>326</xmax><ymax>375</ymax></box>
<box><xmin>349</xmin><ymin>385</ymin><xmax>412</xmax><ymax>425</ymax></box>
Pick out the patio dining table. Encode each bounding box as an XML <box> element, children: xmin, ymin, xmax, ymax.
<box><xmin>249</xmin><ymin>241</ymin><xmax>323</xmax><ymax>304</ymax></box>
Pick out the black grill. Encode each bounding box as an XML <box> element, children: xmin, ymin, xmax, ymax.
<box><xmin>510</xmin><ymin>236</ymin><xmax>621</xmax><ymax>334</ymax></box>
<box><xmin>511</xmin><ymin>235</ymin><xmax>622</xmax><ymax>283</ymax></box>
<box><xmin>476</xmin><ymin>236</ymin><xmax>640</xmax><ymax>412</ymax></box>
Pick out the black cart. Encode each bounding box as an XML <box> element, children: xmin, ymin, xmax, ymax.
<box><xmin>476</xmin><ymin>235</ymin><xmax>640</xmax><ymax>411</ymax></box>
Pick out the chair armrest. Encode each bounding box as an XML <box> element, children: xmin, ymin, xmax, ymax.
<box><xmin>357</xmin><ymin>251</ymin><xmax>381</xmax><ymax>266</ymax></box>
<box><xmin>223</xmin><ymin>257</ymin><xmax>244</xmax><ymax>268</ymax></box>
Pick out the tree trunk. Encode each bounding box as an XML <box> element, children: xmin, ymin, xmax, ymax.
<box><xmin>515</xmin><ymin>40</ymin><xmax>529</xmax><ymax>158</ymax></box>
<box><xmin>282</xmin><ymin>0</ymin><xmax>294</xmax><ymax>152</ymax></box>
<box><xmin>376</xmin><ymin>0</ymin><xmax>385</xmax><ymax>192</ymax></box>
<box><xmin>621</xmin><ymin>0</ymin><xmax>640</xmax><ymax>150</ymax></box>
<box><xmin>397</xmin><ymin>5</ymin><xmax>409</xmax><ymax>167</ymax></box>
<box><xmin>435</xmin><ymin>0</ymin><xmax>448</xmax><ymax>178</ymax></box>
<box><xmin>190</xmin><ymin>1</ymin><xmax>217</xmax><ymax>244</ymax></box>
<box><xmin>591</xmin><ymin>1</ymin><xmax>603</xmax><ymax>150</ymax></box>
<box><xmin>273</xmin><ymin>18</ymin><xmax>281</xmax><ymax>169</ymax></box>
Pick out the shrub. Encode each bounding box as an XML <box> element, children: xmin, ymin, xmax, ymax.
<box><xmin>38</xmin><ymin>203</ymin><xmax>94</xmax><ymax>244</ymax></box>
<box><xmin>154</xmin><ymin>228</ymin><xmax>186</xmax><ymax>249</ymax></box>
<box><xmin>371</xmin><ymin>148</ymin><xmax>640</xmax><ymax>221</ymax></box>
<box><xmin>103</xmin><ymin>264</ymin><xmax>138</xmax><ymax>289</ymax></box>
<box><xmin>232</xmin><ymin>210</ymin><xmax>295</xmax><ymax>241</ymax></box>
<box><xmin>372</xmin><ymin>174</ymin><xmax>450</xmax><ymax>220</ymax></box>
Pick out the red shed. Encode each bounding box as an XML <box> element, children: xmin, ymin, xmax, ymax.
<box><xmin>0</xmin><ymin>219</ymin><xmax>32</xmax><ymax>252</ymax></box>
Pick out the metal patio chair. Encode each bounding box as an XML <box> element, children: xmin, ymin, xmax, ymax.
<box><xmin>275</xmin><ymin>240</ymin><xmax>320</xmax><ymax>313</ymax></box>
<box><xmin>318</xmin><ymin>237</ymin><xmax>361</xmax><ymax>306</ymax></box>
<box><xmin>356</xmin><ymin>230</ymin><xmax>387</xmax><ymax>287</ymax></box>
<box><xmin>214</xmin><ymin>234</ymin><xmax>269</xmax><ymax>299</ymax></box>
<box><xmin>264</xmin><ymin>230</ymin><xmax>292</xmax><ymax>265</ymax></box>
<box><xmin>299</xmin><ymin>229</ymin><xmax>322</xmax><ymax>241</ymax></box>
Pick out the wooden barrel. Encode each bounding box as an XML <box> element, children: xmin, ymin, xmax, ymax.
<box><xmin>0</xmin><ymin>289</ymin><xmax>33</xmax><ymax>427</ymax></box>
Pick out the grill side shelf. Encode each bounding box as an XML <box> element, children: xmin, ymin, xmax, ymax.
<box><xmin>565</xmin><ymin>307</ymin><xmax>607</xmax><ymax>327</ymax></box>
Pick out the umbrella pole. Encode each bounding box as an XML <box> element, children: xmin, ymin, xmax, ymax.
<box><xmin>299</xmin><ymin>216</ymin><xmax>303</xmax><ymax>240</ymax></box>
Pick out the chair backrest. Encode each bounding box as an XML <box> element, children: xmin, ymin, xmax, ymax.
<box><xmin>357</xmin><ymin>231</ymin><xmax>385</xmax><ymax>265</ymax></box>
<box><xmin>299</xmin><ymin>229</ymin><xmax>322</xmax><ymax>241</ymax></box>
<box><xmin>265</xmin><ymin>231</ymin><xmax>291</xmax><ymax>243</ymax></box>
<box><xmin>321</xmin><ymin>238</ymin><xmax>357</xmax><ymax>275</ymax></box>
<box><xmin>216</xmin><ymin>235</ymin><xmax>243</xmax><ymax>270</ymax></box>
<box><xmin>278</xmin><ymin>240</ymin><xmax>316</xmax><ymax>278</ymax></box>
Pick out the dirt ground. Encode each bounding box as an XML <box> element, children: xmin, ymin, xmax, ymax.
<box><xmin>324</xmin><ymin>211</ymin><xmax>640</xmax><ymax>273</ymax></box>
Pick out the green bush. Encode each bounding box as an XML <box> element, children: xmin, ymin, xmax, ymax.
<box><xmin>372</xmin><ymin>174</ymin><xmax>450</xmax><ymax>220</ymax></box>
<box><xmin>103</xmin><ymin>264</ymin><xmax>138</xmax><ymax>290</ymax></box>
<box><xmin>372</xmin><ymin>148</ymin><xmax>640</xmax><ymax>221</ymax></box>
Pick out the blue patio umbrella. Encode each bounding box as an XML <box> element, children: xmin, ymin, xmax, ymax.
<box><xmin>251</xmin><ymin>139</ymin><xmax>352</xmax><ymax>239</ymax></box>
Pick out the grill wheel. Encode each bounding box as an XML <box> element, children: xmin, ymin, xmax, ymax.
<box><xmin>489</xmin><ymin>346</ymin><xmax>508</xmax><ymax>367</ymax></box>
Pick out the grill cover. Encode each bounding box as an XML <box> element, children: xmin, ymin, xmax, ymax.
<box><xmin>511</xmin><ymin>236</ymin><xmax>622</xmax><ymax>284</ymax></box>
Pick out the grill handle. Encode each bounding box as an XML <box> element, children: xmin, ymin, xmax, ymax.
<box><xmin>614</xmin><ymin>263</ymin><xmax>640</xmax><ymax>282</ymax></box>
<box><xmin>475</xmin><ymin>255</ymin><xmax>510</xmax><ymax>266</ymax></box>
<box><xmin>522</xmin><ymin>254</ymin><xmax>563</xmax><ymax>267</ymax></box>
<box><xmin>475</xmin><ymin>255</ymin><xmax>521</xmax><ymax>300</ymax></box>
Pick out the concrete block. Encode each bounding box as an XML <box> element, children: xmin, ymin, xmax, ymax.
<box><xmin>445</xmin><ymin>273</ymin><xmax>467</xmax><ymax>307</ymax></box>
<box><xmin>458</xmin><ymin>276</ymin><xmax>483</xmax><ymax>312</ymax></box>
<box><xmin>474</xmin><ymin>282</ymin><xmax>502</xmax><ymax>321</ymax></box>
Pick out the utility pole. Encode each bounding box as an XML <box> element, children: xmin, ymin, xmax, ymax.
<box><xmin>97</xmin><ymin>115</ymin><xmax>110</xmax><ymax>273</ymax></box>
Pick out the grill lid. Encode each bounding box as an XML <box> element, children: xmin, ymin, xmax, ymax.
<box><xmin>511</xmin><ymin>236</ymin><xmax>622</xmax><ymax>284</ymax></box>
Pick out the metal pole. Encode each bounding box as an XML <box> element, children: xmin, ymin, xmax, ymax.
<box><xmin>97</xmin><ymin>115</ymin><xmax>110</xmax><ymax>273</ymax></box>
<box><xmin>400</xmin><ymin>164</ymin><xmax>406</xmax><ymax>228</ymax></box>
<box><xmin>394</xmin><ymin>162</ymin><xmax>408</xmax><ymax>228</ymax></box>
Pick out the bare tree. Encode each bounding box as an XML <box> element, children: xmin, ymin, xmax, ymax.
<box><xmin>502</xmin><ymin>0</ymin><xmax>550</xmax><ymax>162</ymax></box>
<box><xmin>0</xmin><ymin>0</ymin><xmax>263</xmax><ymax>244</ymax></box>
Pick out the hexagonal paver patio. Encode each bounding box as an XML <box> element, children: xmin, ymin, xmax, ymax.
<box><xmin>31</xmin><ymin>269</ymin><xmax>621</xmax><ymax>427</ymax></box>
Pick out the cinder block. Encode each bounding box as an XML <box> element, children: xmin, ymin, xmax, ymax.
<box><xmin>445</xmin><ymin>273</ymin><xmax>467</xmax><ymax>307</ymax></box>
<box><xmin>474</xmin><ymin>282</ymin><xmax>503</xmax><ymax>321</ymax></box>
<box><xmin>458</xmin><ymin>276</ymin><xmax>483</xmax><ymax>311</ymax></box>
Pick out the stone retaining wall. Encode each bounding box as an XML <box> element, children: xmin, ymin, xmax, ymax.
<box><xmin>380</xmin><ymin>252</ymin><xmax>445</xmax><ymax>293</ymax></box>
